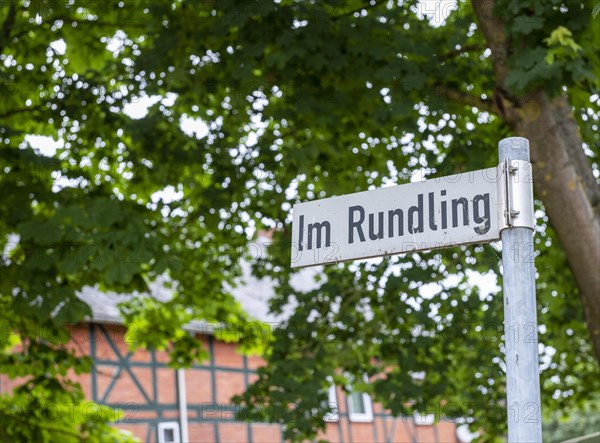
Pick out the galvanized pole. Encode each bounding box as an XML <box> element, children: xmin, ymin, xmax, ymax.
<box><xmin>499</xmin><ymin>137</ymin><xmax>542</xmax><ymax>442</ymax></box>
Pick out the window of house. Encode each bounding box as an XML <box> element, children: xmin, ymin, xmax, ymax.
<box><xmin>324</xmin><ymin>384</ymin><xmax>340</xmax><ymax>422</ymax></box>
<box><xmin>346</xmin><ymin>375</ymin><xmax>373</xmax><ymax>423</ymax></box>
<box><xmin>157</xmin><ymin>422</ymin><xmax>180</xmax><ymax>443</ymax></box>
<box><xmin>414</xmin><ymin>412</ymin><xmax>435</xmax><ymax>426</ymax></box>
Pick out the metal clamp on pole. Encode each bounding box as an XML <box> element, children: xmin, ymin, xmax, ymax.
<box><xmin>498</xmin><ymin>157</ymin><xmax>535</xmax><ymax>232</ymax></box>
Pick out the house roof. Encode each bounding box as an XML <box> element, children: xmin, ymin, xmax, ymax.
<box><xmin>76</xmin><ymin>236</ymin><xmax>321</xmax><ymax>331</ymax></box>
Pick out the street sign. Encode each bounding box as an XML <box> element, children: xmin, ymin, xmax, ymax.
<box><xmin>291</xmin><ymin>167</ymin><xmax>504</xmax><ymax>268</ymax></box>
<box><xmin>290</xmin><ymin>137</ymin><xmax>541</xmax><ymax>442</ymax></box>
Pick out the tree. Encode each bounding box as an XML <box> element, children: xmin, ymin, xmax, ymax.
<box><xmin>0</xmin><ymin>0</ymin><xmax>598</xmax><ymax>441</ymax></box>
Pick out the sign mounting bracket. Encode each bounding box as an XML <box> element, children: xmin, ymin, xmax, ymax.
<box><xmin>499</xmin><ymin>158</ymin><xmax>535</xmax><ymax>232</ymax></box>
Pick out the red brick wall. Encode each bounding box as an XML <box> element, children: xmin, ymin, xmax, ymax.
<box><xmin>0</xmin><ymin>323</ymin><xmax>459</xmax><ymax>443</ymax></box>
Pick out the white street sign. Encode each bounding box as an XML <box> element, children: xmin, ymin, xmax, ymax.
<box><xmin>289</xmin><ymin>137</ymin><xmax>542</xmax><ymax>442</ymax></box>
<box><xmin>291</xmin><ymin>167</ymin><xmax>503</xmax><ymax>268</ymax></box>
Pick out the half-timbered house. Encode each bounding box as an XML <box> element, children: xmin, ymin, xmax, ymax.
<box><xmin>1</xmin><ymin>243</ymin><xmax>466</xmax><ymax>442</ymax></box>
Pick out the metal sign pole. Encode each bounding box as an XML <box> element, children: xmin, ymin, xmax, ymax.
<box><xmin>499</xmin><ymin>137</ymin><xmax>542</xmax><ymax>442</ymax></box>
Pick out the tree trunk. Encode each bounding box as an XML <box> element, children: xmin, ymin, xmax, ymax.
<box><xmin>514</xmin><ymin>92</ymin><xmax>600</xmax><ymax>361</ymax></box>
<box><xmin>472</xmin><ymin>0</ymin><xmax>600</xmax><ymax>361</ymax></box>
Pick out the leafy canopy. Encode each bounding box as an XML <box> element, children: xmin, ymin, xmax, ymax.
<box><xmin>0</xmin><ymin>0</ymin><xmax>598</xmax><ymax>441</ymax></box>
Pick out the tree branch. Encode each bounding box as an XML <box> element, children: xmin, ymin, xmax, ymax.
<box><xmin>332</xmin><ymin>0</ymin><xmax>388</xmax><ymax>21</ymax></box>
<box><xmin>2</xmin><ymin>15</ymin><xmax>147</xmax><ymax>50</ymax></box>
<box><xmin>434</xmin><ymin>83</ymin><xmax>499</xmax><ymax>114</ymax></box>
<box><xmin>436</xmin><ymin>44</ymin><xmax>485</xmax><ymax>61</ymax></box>
<box><xmin>471</xmin><ymin>0</ymin><xmax>510</xmax><ymax>87</ymax></box>
<box><xmin>52</xmin><ymin>17</ymin><xmax>148</xmax><ymax>30</ymax></box>
<box><xmin>0</xmin><ymin>104</ymin><xmax>45</xmax><ymax>119</ymax></box>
